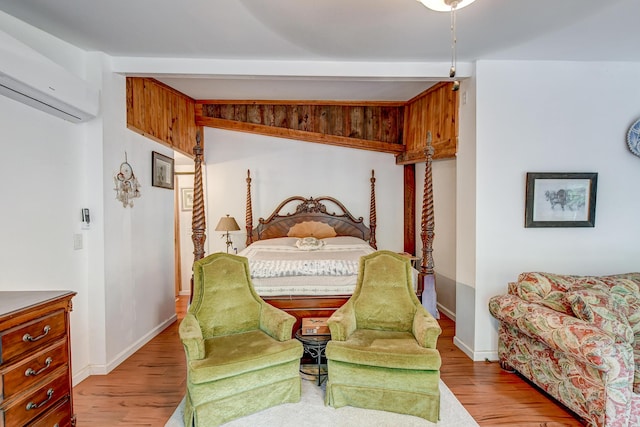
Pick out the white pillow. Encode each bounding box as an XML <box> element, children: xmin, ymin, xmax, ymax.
<box><xmin>295</xmin><ymin>236</ymin><xmax>325</xmax><ymax>251</ymax></box>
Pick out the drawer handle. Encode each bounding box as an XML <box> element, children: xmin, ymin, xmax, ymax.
<box><xmin>25</xmin><ymin>357</ymin><xmax>53</xmax><ymax>376</ymax></box>
<box><xmin>26</xmin><ymin>388</ymin><xmax>54</xmax><ymax>410</ymax></box>
<box><xmin>23</xmin><ymin>325</ymin><xmax>51</xmax><ymax>342</ymax></box>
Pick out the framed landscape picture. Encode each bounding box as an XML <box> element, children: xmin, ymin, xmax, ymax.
<box><xmin>524</xmin><ymin>172</ymin><xmax>598</xmax><ymax>228</ymax></box>
<box><xmin>151</xmin><ymin>151</ymin><xmax>174</xmax><ymax>189</ymax></box>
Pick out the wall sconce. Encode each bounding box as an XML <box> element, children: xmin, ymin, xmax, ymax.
<box><xmin>215</xmin><ymin>214</ymin><xmax>241</xmax><ymax>253</ymax></box>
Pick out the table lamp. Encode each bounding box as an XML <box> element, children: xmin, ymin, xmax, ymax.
<box><xmin>215</xmin><ymin>214</ymin><xmax>241</xmax><ymax>253</ymax></box>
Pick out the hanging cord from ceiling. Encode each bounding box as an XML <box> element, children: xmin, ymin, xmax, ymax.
<box><xmin>449</xmin><ymin>1</ymin><xmax>460</xmax><ymax>91</ymax></box>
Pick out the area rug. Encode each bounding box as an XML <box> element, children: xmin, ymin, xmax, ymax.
<box><xmin>165</xmin><ymin>378</ymin><xmax>479</xmax><ymax>427</ymax></box>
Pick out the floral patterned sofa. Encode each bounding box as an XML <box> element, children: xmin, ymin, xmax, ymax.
<box><xmin>489</xmin><ymin>272</ymin><xmax>640</xmax><ymax>427</ymax></box>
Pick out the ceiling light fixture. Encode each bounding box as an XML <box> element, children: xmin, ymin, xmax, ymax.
<box><xmin>416</xmin><ymin>0</ymin><xmax>476</xmax><ymax>12</ymax></box>
<box><xmin>417</xmin><ymin>0</ymin><xmax>477</xmax><ymax>91</ymax></box>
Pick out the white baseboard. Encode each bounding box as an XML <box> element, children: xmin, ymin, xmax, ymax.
<box><xmin>73</xmin><ymin>314</ymin><xmax>177</xmax><ymax>383</ymax></box>
<box><xmin>437</xmin><ymin>302</ymin><xmax>455</xmax><ymax>321</ymax></box>
<box><xmin>452</xmin><ymin>336</ymin><xmax>499</xmax><ymax>362</ymax></box>
<box><xmin>72</xmin><ymin>365</ymin><xmax>92</xmax><ymax>386</ymax></box>
<box><xmin>453</xmin><ymin>335</ymin><xmax>474</xmax><ymax>360</ymax></box>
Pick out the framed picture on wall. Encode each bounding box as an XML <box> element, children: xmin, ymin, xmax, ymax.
<box><xmin>151</xmin><ymin>151</ymin><xmax>174</xmax><ymax>189</ymax></box>
<box><xmin>524</xmin><ymin>172</ymin><xmax>598</xmax><ymax>228</ymax></box>
<box><xmin>181</xmin><ymin>188</ymin><xmax>194</xmax><ymax>211</ymax></box>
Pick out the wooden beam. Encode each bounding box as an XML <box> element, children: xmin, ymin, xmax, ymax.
<box><xmin>403</xmin><ymin>164</ymin><xmax>416</xmax><ymax>254</ymax></box>
<box><xmin>197</xmin><ymin>116</ymin><xmax>405</xmax><ymax>155</ymax></box>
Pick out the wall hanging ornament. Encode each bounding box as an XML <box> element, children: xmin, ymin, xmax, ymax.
<box><xmin>114</xmin><ymin>152</ymin><xmax>141</xmax><ymax>207</ymax></box>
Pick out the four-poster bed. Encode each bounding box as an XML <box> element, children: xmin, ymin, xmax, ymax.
<box><xmin>190</xmin><ymin>134</ymin><xmax>438</xmax><ymax>331</ymax></box>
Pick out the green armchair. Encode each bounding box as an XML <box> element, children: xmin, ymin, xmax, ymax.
<box><xmin>179</xmin><ymin>253</ymin><xmax>303</xmax><ymax>427</ymax></box>
<box><xmin>325</xmin><ymin>250</ymin><xmax>442</xmax><ymax>422</ymax></box>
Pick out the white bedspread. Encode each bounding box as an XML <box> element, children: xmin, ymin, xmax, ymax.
<box><xmin>237</xmin><ymin>236</ymin><xmax>418</xmax><ymax>297</ymax></box>
<box><xmin>237</xmin><ymin>236</ymin><xmax>374</xmax><ymax>296</ymax></box>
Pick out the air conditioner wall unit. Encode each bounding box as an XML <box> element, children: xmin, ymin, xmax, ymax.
<box><xmin>0</xmin><ymin>29</ymin><xmax>99</xmax><ymax>123</ymax></box>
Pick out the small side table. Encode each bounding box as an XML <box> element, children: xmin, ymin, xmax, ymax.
<box><xmin>295</xmin><ymin>329</ymin><xmax>330</xmax><ymax>385</ymax></box>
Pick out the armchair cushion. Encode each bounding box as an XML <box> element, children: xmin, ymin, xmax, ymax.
<box><xmin>327</xmin><ymin>329</ymin><xmax>441</xmax><ymax>370</ymax></box>
<box><xmin>189</xmin><ymin>330</ymin><xmax>303</xmax><ymax>384</ymax></box>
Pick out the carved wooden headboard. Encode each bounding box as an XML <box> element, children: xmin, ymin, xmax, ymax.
<box><xmin>245</xmin><ymin>170</ymin><xmax>377</xmax><ymax>249</ymax></box>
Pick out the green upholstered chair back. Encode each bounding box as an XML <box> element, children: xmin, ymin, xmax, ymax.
<box><xmin>352</xmin><ymin>251</ymin><xmax>418</xmax><ymax>332</ymax></box>
<box><xmin>190</xmin><ymin>253</ymin><xmax>261</xmax><ymax>338</ymax></box>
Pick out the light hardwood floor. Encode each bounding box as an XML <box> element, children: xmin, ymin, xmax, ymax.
<box><xmin>72</xmin><ymin>297</ymin><xmax>583</xmax><ymax>426</ymax></box>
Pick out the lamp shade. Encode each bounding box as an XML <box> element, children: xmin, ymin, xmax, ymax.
<box><xmin>215</xmin><ymin>215</ymin><xmax>240</xmax><ymax>232</ymax></box>
<box><xmin>416</xmin><ymin>0</ymin><xmax>477</xmax><ymax>11</ymax></box>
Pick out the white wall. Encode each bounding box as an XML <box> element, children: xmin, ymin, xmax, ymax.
<box><xmin>0</xmin><ymin>15</ymin><xmax>177</xmax><ymax>383</ymax></box>
<box><xmin>0</xmin><ymin>93</ymin><xmax>92</xmax><ymax>375</ymax></box>
<box><xmin>100</xmin><ymin>66</ymin><xmax>176</xmax><ymax>372</ymax></box>
<box><xmin>465</xmin><ymin>60</ymin><xmax>640</xmax><ymax>360</ymax></box>
<box><xmin>203</xmin><ymin>128</ymin><xmax>407</xmax><ymax>253</ymax></box>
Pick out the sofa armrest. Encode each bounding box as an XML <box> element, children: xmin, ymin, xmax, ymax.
<box><xmin>259</xmin><ymin>302</ymin><xmax>296</xmax><ymax>341</ymax></box>
<box><xmin>413</xmin><ymin>305</ymin><xmax>442</xmax><ymax>348</ymax></box>
<box><xmin>327</xmin><ymin>300</ymin><xmax>356</xmax><ymax>341</ymax></box>
<box><xmin>179</xmin><ymin>313</ymin><xmax>205</xmax><ymax>360</ymax></box>
<box><xmin>489</xmin><ymin>294</ymin><xmax>633</xmax><ymax>371</ymax></box>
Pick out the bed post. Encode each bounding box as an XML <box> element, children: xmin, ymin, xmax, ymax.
<box><xmin>246</xmin><ymin>170</ymin><xmax>253</xmax><ymax>246</ymax></box>
<box><xmin>190</xmin><ymin>132</ymin><xmax>206</xmax><ymax>300</ymax></box>
<box><xmin>419</xmin><ymin>132</ymin><xmax>437</xmax><ymax>316</ymax></box>
<box><xmin>369</xmin><ymin>170</ymin><xmax>377</xmax><ymax>249</ymax></box>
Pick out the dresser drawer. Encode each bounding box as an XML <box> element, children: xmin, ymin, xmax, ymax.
<box><xmin>1</xmin><ymin>340</ymin><xmax>68</xmax><ymax>403</ymax></box>
<box><xmin>28</xmin><ymin>398</ymin><xmax>72</xmax><ymax>427</ymax></box>
<box><xmin>0</xmin><ymin>311</ymin><xmax>66</xmax><ymax>364</ymax></box>
<box><xmin>1</xmin><ymin>368</ymin><xmax>70</xmax><ymax>427</ymax></box>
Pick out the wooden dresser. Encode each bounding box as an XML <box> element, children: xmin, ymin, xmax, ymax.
<box><xmin>0</xmin><ymin>291</ymin><xmax>76</xmax><ymax>427</ymax></box>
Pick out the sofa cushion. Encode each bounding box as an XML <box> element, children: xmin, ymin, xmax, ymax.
<box><xmin>516</xmin><ymin>272</ymin><xmax>579</xmax><ymax>314</ymax></box>
<box><xmin>565</xmin><ymin>285</ymin><xmax>634</xmax><ymax>344</ymax></box>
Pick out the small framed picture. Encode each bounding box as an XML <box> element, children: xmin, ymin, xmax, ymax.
<box><xmin>181</xmin><ymin>188</ymin><xmax>194</xmax><ymax>211</ymax></box>
<box><xmin>525</xmin><ymin>172</ymin><xmax>597</xmax><ymax>228</ymax></box>
<box><xmin>151</xmin><ymin>151</ymin><xmax>174</xmax><ymax>189</ymax></box>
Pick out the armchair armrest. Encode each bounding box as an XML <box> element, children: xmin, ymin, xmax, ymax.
<box><xmin>259</xmin><ymin>302</ymin><xmax>296</xmax><ymax>341</ymax></box>
<box><xmin>413</xmin><ymin>305</ymin><xmax>442</xmax><ymax>348</ymax></box>
<box><xmin>489</xmin><ymin>294</ymin><xmax>634</xmax><ymax>372</ymax></box>
<box><xmin>327</xmin><ymin>300</ymin><xmax>356</xmax><ymax>341</ymax></box>
<box><xmin>179</xmin><ymin>313</ymin><xmax>205</xmax><ymax>360</ymax></box>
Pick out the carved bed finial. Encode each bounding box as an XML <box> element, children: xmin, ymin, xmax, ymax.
<box><xmin>246</xmin><ymin>170</ymin><xmax>253</xmax><ymax>246</ymax></box>
<box><xmin>369</xmin><ymin>170</ymin><xmax>377</xmax><ymax>249</ymax></box>
<box><xmin>192</xmin><ymin>131</ymin><xmax>206</xmax><ymax>263</ymax></box>
<box><xmin>421</xmin><ymin>132</ymin><xmax>435</xmax><ymax>274</ymax></box>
